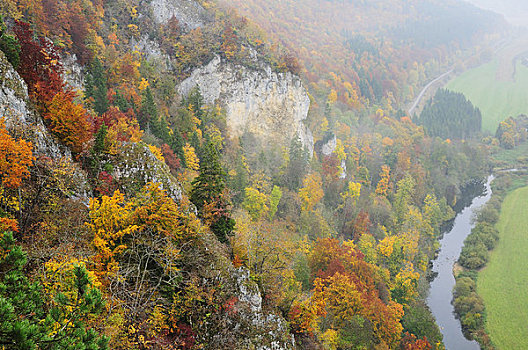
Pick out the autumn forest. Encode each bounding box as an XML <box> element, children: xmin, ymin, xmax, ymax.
<box><xmin>0</xmin><ymin>0</ymin><xmax>525</xmax><ymax>349</ymax></box>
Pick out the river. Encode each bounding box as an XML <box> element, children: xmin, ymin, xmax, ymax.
<box><xmin>427</xmin><ymin>175</ymin><xmax>494</xmax><ymax>350</ymax></box>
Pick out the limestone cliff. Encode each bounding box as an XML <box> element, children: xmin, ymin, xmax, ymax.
<box><xmin>149</xmin><ymin>0</ymin><xmax>209</xmax><ymax>29</ymax></box>
<box><xmin>0</xmin><ymin>51</ymin><xmax>65</xmax><ymax>159</ymax></box>
<box><xmin>230</xmin><ymin>268</ymin><xmax>295</xmax><ymax>350</ymax></box>
<box><xmin>0</xmin><ymin>51</ymin><xmax>91</xmax><ymax>197</ymax></box>
<box><xmin>178</xmin><ymin>56</ymin><xmax>314</xmax><ymax>155</ymax></box>
<box><xmin>110</xmin><ymin>142</ymin><xmax>183</xmax><ymax>201</ymax></box>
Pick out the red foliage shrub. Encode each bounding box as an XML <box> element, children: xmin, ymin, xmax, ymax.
<box><xmin>161</xmin><ymin>144</ymin><xmax>181</xmax><ymax>174</ymax></box>
<box><xmin>14</xmin><ymin>21</ymin><xmax>64</xmax><ymax>105</ymax></box>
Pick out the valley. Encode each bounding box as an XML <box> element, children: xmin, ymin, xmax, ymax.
<box><xmin>0</xmin><ymin>0</ymin><xmax>527</xmax><ymax>349</ymax></box>
<box><xmin>447</xmin><ymin>34</ymin><xmax>528</xmax><ymax>132</ymax></box>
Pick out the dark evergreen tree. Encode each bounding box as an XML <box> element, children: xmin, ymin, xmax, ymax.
<box><xmin>190</xmin><ymin>142</ymin><xmax>234</xmax><ymax>243</ymax></box>
<box><xmin>85</xmin><ymin>58</ymin><xmax>108</xmax><ymax>115</ymax></box>
<box><xmin>190</xmin><ymin>142</ymin><xmax>227</xmax><ymax>209</ymax></box>
<box><xmin>89</xmin><ymin>123</ymin><xmax>108</xmax><ymax>172</ymax></box>
<box><xmin>417</xmin><ymin>89</ymin><xmax>481</xmax><ymax>139</ymax></box>
<box><xmin>190</xmin><ymin>131</ymin><xmax>202</xmax><ymax>157</ymax></box>
<box><xmin>92</xmin><ymin>123</ymin><xmax>108</xmax><ymax>155</ymax></box>
<box><xmin>185</xmin><ymin>86</ymin><xmax>205</xmax><ymax>122</ymax></box>
<box><xmin>0</xmin><ymin>232</ymin><xmax>108</xmax><ymax>349</ymax></box>
<box><xmin>139</xmin><ymin>86</ymin><xmax>157</xmax><ymax>129</ymax></box>
<box><xmin>230</xmin><ymin>148</ymin><xmax>248</xmax><ymax>205</ymax></box>
<box><xmin>284</xmin><ymin>136</ymin><xmax>309</xmax><ymax>191</ymax></box>
<box><xmin>141</xmin><ymin>88</ymin><xmax>186</xmax><ymax>168</ymax></box>
<box><xmin>113</xmin><ymin>90</ymin><xmax>133</xmax><ymax>114</ymax></box>
<box><xmin>168</xmin><ymin>125</ymin><xmax>186</xmax><ymax>168</ymax></box>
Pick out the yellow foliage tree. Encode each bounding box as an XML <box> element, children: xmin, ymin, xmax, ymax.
<box><xmin>378</xmin><ymin>235</ymin><xmax>396</xmax><ymax>258</ymax></box>
<box><xmin>299</xmin><ymin>173</ymin><xmax>324</xmax><ymax>212</ymax></box>
<box><xmin>88</xmin><ymin>190</ymin><xmax>138</xmax><ymax>274</ymax></box>
<box><xmin>327</xmin><ymin>89</ymin><xmax>338</xmax><ymax>104</ymax></box>
<box><xmin>183</xmin><ymin>143</ymin><xmax>199</xmax><ymax>171</ymax></box>
<box><xmin>106</xmin><ymin>116</ymin><xmax>143</xmax><ymax>155</ymax></box>
<box><xmin>375</xmin><ymin>165</ymin><xmax>391</xmax><ymax>197</ymax></box>
<box><xmin>392</xmin><ymin>263</ymin><xmax>420</xmax><ymax>305</ymax></box>
<box><xmin>242</xmin><ymin>187</ymin><xmax>269</xmax><ymax>221</ymax></box>
<box><xmin>88</xmin><ymin>183</ymin><xmax>199</xmax><ymax>276</ymax></box>
<box><xmin>340</xmin><ymin>181</ymin><xmax>361</xmax><ymax>205</ymax></box>
<box><xmin>148</xmin><ymin>144</ymin><xmax>165</xmax><ymax>162</ymax></box>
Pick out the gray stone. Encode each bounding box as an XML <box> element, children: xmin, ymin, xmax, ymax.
<box><xmin>112</xmin><ymin>142</ymin><xmax>183</xmax><ymax>201</ymax></box>
<box><xmin>149</xmin><ymin>0</ymin><xmax>209</xmax><ymax>29</ymax></box>
<box><xmin>179</xmin><ymin>56</ymin><xmax>314</xmax><ymax>155</ymax></box>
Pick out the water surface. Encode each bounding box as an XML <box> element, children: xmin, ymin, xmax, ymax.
<box><xmin>427</xmin><ymin>175</ymin><xmax>494</xmax><ymax>350</ymax></box>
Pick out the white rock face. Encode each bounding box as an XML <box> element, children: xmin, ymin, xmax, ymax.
<box><xmin>112</xmin><ymin>142</ymin><xmax>183</xmax><ymax>201</ymax></box>
<box><xmin>321</xmin><ymin>134</ymin><xmax>337</xmax><ymax>156</ymax></box>
<box><xmin>179</xmin><ymin>56</ymin><xmax>314</xmax><ymax>155</ymax></box>
<box><xmin>61</xmin><ymin>54</ymin><xmax>85</xmax><ymax>93</ymax></box>
<box><xmin>232</xmin><ymin>267</ymin><xmax>295</xmax><ymax>350</ymax></box>
<box><xmin>149</xmin><ymin>0</ymin><xmax>209</xmax><ymax>29</ymax></box>
<box><xmin>0</xmin><ymin>51</ymin><xmax>90</xmax><ymax>197</ymax></box>
<box><xmin>130</xmin><ymin>36</ymin><xmax>170</xmax><ymax>65</ymax></box>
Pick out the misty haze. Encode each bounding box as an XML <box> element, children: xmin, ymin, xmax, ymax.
<box><xmin>0</xmin><ymin>0</ymin><xmax>527</xmax><ymax>349</ymax></box>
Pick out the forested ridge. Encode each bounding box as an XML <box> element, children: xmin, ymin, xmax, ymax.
<box><xmin>0</xmin><ymin>0</ymin><xmax>509</xmax><ymax>349</ymax></box>
<box><xmin>219</xmin><ymin>0</ymin><xmax>506</xmax><ymax>117</ymax></box>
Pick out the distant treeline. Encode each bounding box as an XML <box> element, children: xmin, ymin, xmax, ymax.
<box><xmin>418</xmin><ymin>89</ymin><xmax>482</xmax><ymax>139</ymax></box>
<box><xmin>389</xmin><ymin>1</ymin><xmax>505</xmax><ymax>49</ymax></box>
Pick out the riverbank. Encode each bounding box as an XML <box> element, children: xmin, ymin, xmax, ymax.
<box><xmin>478</xmin><ymin>185</ymin><xmax>528</xmax><ymax>349</ymax></box>
<box><xmin>453</xmin><ymin>170</ymin><xmax>528</xmax><ymax>349</ymax></box>
<box><xmin>427</xmin><ymin>176</ymin><xmax>493</xmax><ymax>350</ymax></box>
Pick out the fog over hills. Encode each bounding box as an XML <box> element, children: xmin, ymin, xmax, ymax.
<box><xmin>465</xmin><ymin>0</ymin><xmax>528</xmax><ymax>26</ymax></box>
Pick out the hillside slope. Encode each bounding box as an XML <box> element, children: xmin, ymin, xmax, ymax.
<box><xmin>220</xmin><ymin>0</ymin><xmax>506</xmax><ymax>114</ymax></box>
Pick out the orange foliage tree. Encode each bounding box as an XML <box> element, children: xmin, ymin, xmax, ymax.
<box><xmin>305</xmin><ymin>238</ymin><xmax>404</xmax><ymax>348</ymax></box>
<box><xmin>0</xmin><ymin>118</ymin><xmax>34</xmax><ymax>232</ymax></box>
<box><xmin>43</xmin><ymin>90</ymin><xmax>93</xmax><ymax>154</ymax></box>
<box><xmin>0</xmin><ymin>119</ymin><xmax>34</xmax><ymax>189</ymax></box>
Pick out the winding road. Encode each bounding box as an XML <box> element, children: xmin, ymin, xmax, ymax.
<box><xmin>408</xmin><ymin>69</ymin><xmax>453</xmax><ymax>116</ymax></box>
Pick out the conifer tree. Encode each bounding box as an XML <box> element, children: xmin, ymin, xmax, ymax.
<box><xmin>190</xmin><ymin>142</ymin><xmax>235</xmax><ymax>243</ymax></box>
<box><xmin>0</xmin><ymin>232</ymin><xmax>108</xmax><ymax>349</ymax></box>
<box><xmin>185</xmin><ymin>86</ymin><xmax>205</xmax><ymax>122</ymax></box>
<box><xmin>170</xmin><ymin>127</ymin><xmax>186</xmax><ymax>167</ymax></box>
<box><xmin>139</xmin><ymin>86</ymin><xmax>157</xmax><ymax>129</ymax></box>
<box><xmin>85</xmin><ymin>58</ymin><xmax>108</xmax><ymax>115</ymax></box>
<box><xmin>0</xmin><ymin>16</ymin><xmax>20</xmax><ymax>69</ymax></box>
<box><xmin>284</xmin><ymin>136</ymin><xmax>309</xmax><ymax>191</ymax></box>
<box><xmin>113</xmin><ymin>90</ymin><xmax>133</xmax><ymax>114</ymax></box>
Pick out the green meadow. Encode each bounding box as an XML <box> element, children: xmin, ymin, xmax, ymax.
<box><xmin>477</xmin><ymin>186</ymin><xmax>528</xmax><ymax>349</ymax></box>
<box><xmin>446</xmin><ymin>60</ymin><xmax>528</xmax><ymax>133</ymax></box>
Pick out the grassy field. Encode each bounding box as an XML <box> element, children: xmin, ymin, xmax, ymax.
<box><xmin>477</xmin><ymin>186</ymin><xmax>528</xmax><ymax>349</ymax></box>
<box><xmin>446</xmin><ymin>60</ymin><xmax>528</xmax><ymax>133</ymax></box>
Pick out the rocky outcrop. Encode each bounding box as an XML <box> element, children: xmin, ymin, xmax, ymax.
<box><xmin>111</xmin><ymin>142</ymin><xmax>183</xmax><ymax>201</ymax></box>
<box><xmin>61</xmin><ymin>54</ymin><xmax>85</xmax><ymax>93</ymax></box>
<box><xmin>321</xmin><ymin>134</ymin><xmax>337</xmax><ymax>157</ymax></box>
<box><xmin>149</xmin><ymin>0</ymin><xmax>209</xmax><ymax>29</ymax></box>
<box><xmin>317</xmin><ymin>134</ymin><xmax>346</xmax><ymax>179</ymax></box>
<box><xmin>231</xmin><ymin>268</ymin><xmax>295</xmax><ymax>350</ymax></box>
<box><xmin>178</xmin><ymin>56</ymin><xmax>314</xmax><ymax>155</ymax></box>
<box><xmin>130</xmin><ymin>36</ymin><xmax>171</xmax><ymax>65</ymax></box>
<box><xmin>0</xmin><ymin>51</ymin><xmax>91</xmax><ymax>197</ymax></box>
<box><xmin>0</xmin><ymin>51</ymin><xmax>67</xmax><ymax>159</ymax></box>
